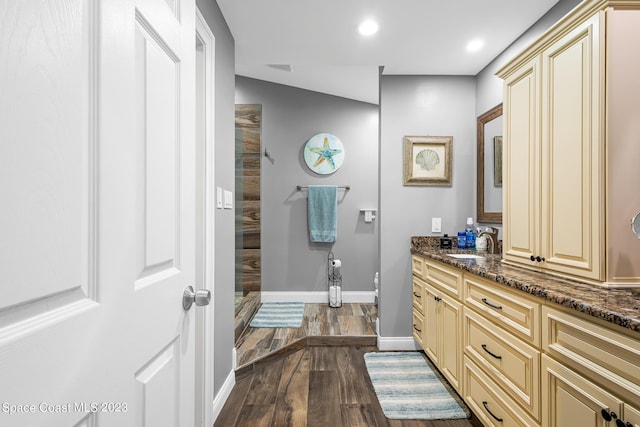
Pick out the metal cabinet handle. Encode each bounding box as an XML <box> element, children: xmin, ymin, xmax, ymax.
<box><xmin>413</xmin><ymin>324</ymin><xmax>422</xmax><ymax>333</ymax></box>
<box><xmin>481</xmin><ymin>298</ymin><xmax>502</xmax><ymax>310</ymax></box>
<box><xmin>183</xmin><ymin>286</ymin><xmax>211</xmax><ymax>310</ymax></box>
<box><xmin>413</xmin><ymin>292</ymin><xmax>421</xmax><ymax>298</ymax></box>
<box><xmin>482</xmin><ymin>401</ymin><xmax>503</xmax><ymax>423</ymax></box>
<box><xmin>481</xmin><ymin>344</ymin><xmax>503</xmax><ymax>360</ymax></box>
<box><xmin>434</xmin><ymin>296</ymin><xmax>442</xmax><ymax>302</ymax></box>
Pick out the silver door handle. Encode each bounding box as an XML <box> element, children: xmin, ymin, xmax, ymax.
<box><xmin>183</xmin><ymin>286</ymin><xmax>211</xmax><ymax>310</ymax></box>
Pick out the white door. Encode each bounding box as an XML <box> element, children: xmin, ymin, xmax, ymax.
<box><xmin>0</xmin><ymin>0</ymin><xmax>198</xmax><ymax>426</ymax></box>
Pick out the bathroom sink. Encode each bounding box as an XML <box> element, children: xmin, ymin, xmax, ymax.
<box><xmin>446</xmin><ymin>254</ymin><xmax>485</xmax><ymax>259</ymax></box>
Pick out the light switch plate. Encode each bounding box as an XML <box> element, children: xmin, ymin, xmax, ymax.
<box><xmin>432</xmin><ymin>217</ymin><xmax>441</xmax><ymax>233</ymax></box>
<box><xmin>223</xmin><ymin>190</ymin><xmax>233</xmax><ymax>209</ymax></box>
<box><xmin>216</xmin><ymin>187</ymin><xmax>223</xmax><ymax>209</ymax></box>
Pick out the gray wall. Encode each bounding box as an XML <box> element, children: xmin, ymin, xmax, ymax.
<box><xmin>379</xmin><ymin>76</ymin><xmax>476</xmax><ymax>337</ymax></box>
<box><xmin>195</xmin><ymin>0</ymin><xmax>236</xmax><ymax>397</ymax></box>
<box><xmin>235</xmin><ymin>77</ymin><xmax>380</xmax><ymax>294</ymax></box>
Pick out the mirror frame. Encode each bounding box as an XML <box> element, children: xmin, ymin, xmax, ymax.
<box><xmin>477</xmin><ymin>103</ymin><xmax>503</xmax><ymax>223</ymax></box>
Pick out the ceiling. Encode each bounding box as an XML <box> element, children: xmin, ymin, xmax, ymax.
<box><xmin>217</xmin><ymin>0</ymin><xmax>559</xmax><ymax>104</ymax></box>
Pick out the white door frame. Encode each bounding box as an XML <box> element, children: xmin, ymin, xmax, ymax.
<box><xmin>195</xmin><ymin>8</ymin><xmax>215</xmax><ymax>427</ymax></box>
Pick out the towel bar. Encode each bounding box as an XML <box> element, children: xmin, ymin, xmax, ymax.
<box><xmin>297</xmin><ymin>185</ymin><xmax>350</xmax><ymax>191</ymax></box>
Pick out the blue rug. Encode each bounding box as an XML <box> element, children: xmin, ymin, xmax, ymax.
<box><xmin>249</xmin><ymin>302</ymin><xmax>305</xmax><ymax>328</ymax></box>
<box><xmin>364</xmin><ymin>352</ymin><xmax>470</xmax><ymax>420</ymax></box>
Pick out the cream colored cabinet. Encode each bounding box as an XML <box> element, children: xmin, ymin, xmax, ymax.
<box><xmin>463</xmin><ymin>274</ymin><xmax>542</xmax><ymax>423</ymax></box>
<box><xmin>502</xmin><ymin>54</ymin><xmax>540</xmax><ymax>272</ymax></box>
<box><xmin>411</xmin><ymin>254</ymin><xmax>640</xmax><ymax>427</ymax></box>
<box><xmin>412</xmin><ymin>277</ymin><xmax>424</xmax><ymax>347</ymax></box>
<box><xmin>464</xmin><ymin>355</ymin><xmax>541</xmax><ymax>427</ymax></box>
<box><xmin>498</xmin><ymin>1</ymin><xmax>640</xmax><ymax>286</ymax></box>
<box><xmin>501</xmin><ymin>14</ymin><xmax>602</xmax><ymax>281</ymax></box>
<box><xmin>423</xmin><ymin>281</ymin><xmax>463</xmax><ymax>392</ymax></box>
<box><xmin>464</xmin><ymin>308</ymin><xmax>540</xmax><ymax>419</ymax></box>
<box><xmin>411</xmin><ymin>256</ymin><xmax>464</xmax><ymax>393</ymax></box>
<box><xmin>542</xmin><ymin>305</ymin><xmax>640</xmax><ymax>427</ymax></box>
<box><xmin>542</xmin><ymin>355</ymin><xmax>623</xmax><ymax>427</ymax></box>
<box><xmin>624</xmin><ymin>404</ymin><xmax>640</xmax><ymax>427</ymax></box>
<box><xmin>411</xmin><ymin>255</ymin><xmax>426</xmax><ymax>346</ymax></box>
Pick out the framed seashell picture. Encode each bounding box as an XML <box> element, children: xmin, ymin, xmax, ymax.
<box><xmin>403</xmin><ymin>135</ymin><xmax>453</xmax><ymax>186</ymax></box>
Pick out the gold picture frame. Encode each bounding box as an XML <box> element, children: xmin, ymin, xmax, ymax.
<box><xmin>493</xmin><ymin>136</ymin><xmax>503</xmax><ymax>187</ymax></box>
<box><xmin>403</xmin><ymin>135</ymin><xmax>453</xmax><ymax>186</ymax></box>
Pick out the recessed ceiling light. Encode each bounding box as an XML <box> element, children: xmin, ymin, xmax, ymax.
<box><xmin>467</xmin><ymin>39</ymin><xmax>484</xmax><ymax>52</ymax></box>
<box><xmin>358</xmin><ymin>20</ymin><xmax>379</xmax><ymax>36</ymax></box>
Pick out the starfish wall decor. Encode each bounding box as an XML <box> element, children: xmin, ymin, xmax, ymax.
<box><xmin>303</xmin><ymin>133</ymin><xmax>345</xmax><ymax>175</ymax></box>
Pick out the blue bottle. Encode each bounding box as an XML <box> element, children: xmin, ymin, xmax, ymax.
<box><xmin>465</xmin><ymin>217</ymin><xmax>476</xmax><ymax>249</ymax></box>
<box><xmin>457</xmin><ymin>231</ymin><xmax>467</xmax><ymax>249</ymax></box>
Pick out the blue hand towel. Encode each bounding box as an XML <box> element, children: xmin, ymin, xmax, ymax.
<box><xmin>307</xmin><ymin>185</ymin><xmax>337</xmax><ymax>242</ymax></box>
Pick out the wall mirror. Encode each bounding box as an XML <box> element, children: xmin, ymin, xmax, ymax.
<box><xmin>477</xmin><ymin>103</ymin><xmax>503</xmax><ymax>223</ymax></box>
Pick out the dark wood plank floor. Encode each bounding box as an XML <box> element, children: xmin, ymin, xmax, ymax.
<box><xmin>216</xmin><ymin>346</ymin><xmax>484</xmax><ymax>427</ymax></box>
<box><xmin>236</xmin><ymin>303</ymin><xmax>378</xmax><ymax>369</ymax></box>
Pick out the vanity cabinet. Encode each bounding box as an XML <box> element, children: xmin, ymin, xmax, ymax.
<box><xmin>411</xmin><ymin>253</ymin><xmax>640</xmax><ymax>427</ymax></box>
<box><xmin>541</xmin><ymin>305</ymin><xmax>640</xmax><ymax>427</ymax></box>
<box><xmin>423</xmin><ymin>280</ymin><xmax>463</xmax><ymax>391</ymax></box>
<box><xmin>463</xmin><ymin>275</ymin><xmax>542</xmax><ymax>423</ymax></box>
<box><xmin>412</xmin><ymin>276</ymin><xmax>425</xmax><ymax>348</ymax></box>
<box><xmin>411</xmin><ymin>255</ymin><xmax>463</xmax><ymax>392</ymax></box>
<box><xmin>498</xmin><ymin>1</ymin><xmax>640</xmax><ymax>286</ymax></box>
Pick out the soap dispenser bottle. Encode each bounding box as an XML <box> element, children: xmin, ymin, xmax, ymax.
<box><xmin>465</xmin><ymin>217</ymin><xmax>476</xmax><ymax>249</ymax></box>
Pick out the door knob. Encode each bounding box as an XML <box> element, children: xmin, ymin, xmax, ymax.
<box><xmin>183</xmin><ymin>286</ymin><xmax>211</xmax><ymax>310</ymax></box>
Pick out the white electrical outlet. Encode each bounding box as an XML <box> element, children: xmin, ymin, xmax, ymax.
<box><xmin>432</xmin><ymin>217</ymin><xmax>442</xmax><ymax>233</ymax></box>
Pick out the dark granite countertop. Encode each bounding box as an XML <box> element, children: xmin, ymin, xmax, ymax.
<box><xmin>411</xmin><ymin>236</ymin><xmax>640</xmax><ymax>334</ymax></box>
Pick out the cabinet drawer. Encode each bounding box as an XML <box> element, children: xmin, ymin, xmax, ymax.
<box><xmin>543</xmin><ymin>305</ymin><xmax>640</xmax><ymax>403</ymax></box>
<box><xmin>412</xmin><ymin>254</ymin><xmax>425</xmax><ymax>277</ymax></box>
<box><xmin>464</xmin><ymin>308</ymin><xmax>540</xmax><ymax>420</ymax></box>
<box><xmin>463</xmin><ymin>355</ymin><xmax>540</xmax><ymax>427</ymax></box>
<box><xmin>412</xmin><ymin>278</ymin><xmax>424</xmax><ymax>314</ymax></box>
<box><xmin>424</xmin><ymin>258</ymin><xmax>463</xmax><ymax>300</ymax></box>
<box><xmin>412</xmin><ymin>310</ymin><xmax>424</xmax><ymax>347</ymax></box>
<box><xmin>464</xmin><ymin>275</ymin><xmax>541</xmax><ymax>346</ymax></box>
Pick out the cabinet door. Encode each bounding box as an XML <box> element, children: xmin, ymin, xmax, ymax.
<box><xmin>440</xmin><ymin>293</ymin><xmax>462</xmax><ymax>392</ymax></box>
<box><xmin>623</xmin><ymin>403</ymin><xmax>640</xmax><ymax>427</ymax></box>
<box><xmin>540</xmin><ymin>13</ymin><xmax>603</xmax><ymax>281</ymax></box>
<box><xmin>542</xmin><ymin>355</ymin><xmax>623</xmax><ymax>427</ymax></box>
<box><xmin>423</xmin><ymin>283</ymin><xmax>440</xmax><ymax>366</ymax></box>
<box><xmin>503</xmin><ymin>55</ymin><xmax>541</xmax><ymax>266</ymax></box>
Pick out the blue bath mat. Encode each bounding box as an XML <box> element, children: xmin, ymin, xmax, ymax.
<box><xmin>364</xmin><ymin>352</ymin><xmax>470</xmax><ymax>420</ymax></box>
<box><xmin>249</xmin><ymin>302</ymin><xmax>305</xmax><ymax>328</ymax></box>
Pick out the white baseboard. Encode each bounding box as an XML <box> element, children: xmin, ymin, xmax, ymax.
<box><xmin>260</xmin><ymin>291</ymin><xmax>376</xmax><ymax>303</ymax></box>
<box><xmin>377</xmin><ymin>336</ymin><xmax>421</xmax><ymax>351</ymax></box>
<box><xmin>232</xmin><ymin>347</ymin><xmax>237</xmax><ymax>370</ymax></box>
<box><xmin>212</xmin><ymin>369</ymin><xmax>235</xmax><ymax>423</ymax></box>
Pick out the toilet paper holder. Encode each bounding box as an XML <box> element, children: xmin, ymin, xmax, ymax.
<box><xmin>328</xmin><ymin>251</ymin><xmax>342</xmax><ymax>308</ymax></box>
<box><xmin>360</xmin><ymin>209</ymin><xmax>377</xmax><ymax>223</ymax></box>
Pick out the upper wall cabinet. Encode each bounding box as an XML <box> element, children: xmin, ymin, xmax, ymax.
<box><xmin>497</xmin><ymin>0</ymin><xmax>640</xmax><ymax>287</ymax></box>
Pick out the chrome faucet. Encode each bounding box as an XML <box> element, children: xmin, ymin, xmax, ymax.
<box><xmin>479</xmin><ymin>227</ymin><xmax>500</xmax><ymax>255</ymax></box>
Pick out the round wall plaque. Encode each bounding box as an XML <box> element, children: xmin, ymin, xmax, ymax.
<box><xmin>303</xmin><ymin>133</ymin><xmax>345</xmax><ymax>175</ymax></box>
